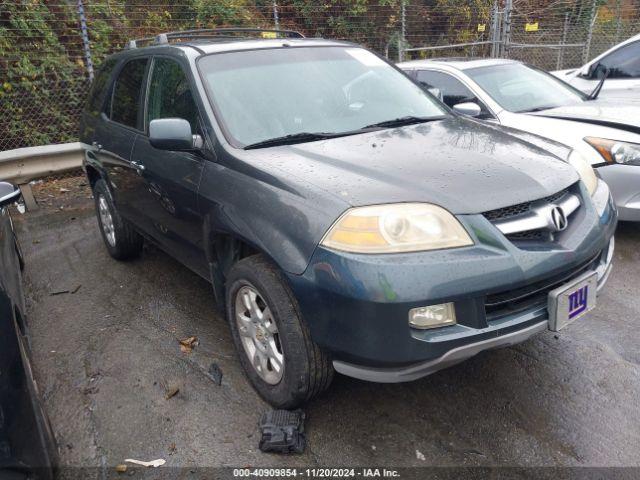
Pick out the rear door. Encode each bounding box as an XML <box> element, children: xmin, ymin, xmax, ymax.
<box><xmin>97</xmin><ymin>56</ymin><xmax>152</xmax><ymax>227</ymax></box>
<box><xmin>130</xmin><ymin>56</ymin><xmax>208</xmax><ymax>277</ymax></box>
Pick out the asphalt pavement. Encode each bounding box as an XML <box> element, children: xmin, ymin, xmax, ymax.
<box><xmin>12</xmin><ymin>194</ymin><xmax>640</xmax><ymax>474</ymax></box>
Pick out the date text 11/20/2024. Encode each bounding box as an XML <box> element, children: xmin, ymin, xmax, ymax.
<box><xmin>232</xmin><ymin>468</ymin><xmax>401</xmax><ymax>477</ymax></box>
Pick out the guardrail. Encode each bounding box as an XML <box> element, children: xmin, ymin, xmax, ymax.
<box><xmin>0</xmin><ymin>143</ymin><xmax>84</xmax><ymax>210</ymax></box>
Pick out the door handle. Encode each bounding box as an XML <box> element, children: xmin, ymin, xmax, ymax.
<box><xmin>130</xmin><ymin>161</ymin><xmax>146</xmax><ymax>173</ymax></box>
<box><xmin>92</xmin><ymin>141</ymin><xmax>102</xmax><ymax>150</ymax></box>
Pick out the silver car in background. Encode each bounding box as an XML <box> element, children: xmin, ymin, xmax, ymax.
<box><xmin>552</xmin><ymin>33</ymin><xmax>640</xmax><ymax>101</ymax></box>
<box><xmin>399</xmin><ymin>58</ymin><xmax>640</xmax><ymax>221</ymax></box>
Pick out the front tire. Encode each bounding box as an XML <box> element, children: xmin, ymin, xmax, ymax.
<box><xmin>226</xmin><ymin>255</ymin><xmax>333</xmax><ymax>408</ymax></box>
<box><xmin>93</xmin><ymin>179</ymin><xmax>143</xmax><ymax>260</ymax></box>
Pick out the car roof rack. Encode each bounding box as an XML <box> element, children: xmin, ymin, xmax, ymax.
<box><xmin>125</xmin><ymin>28</ymin><xmax>305</xmax><ymax>49</ymax></box>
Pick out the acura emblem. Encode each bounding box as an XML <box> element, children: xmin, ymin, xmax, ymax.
<box><xmin>550</xmin><ymin>206</ymin><xmax>568</xmax><ymax>231</ymax></box>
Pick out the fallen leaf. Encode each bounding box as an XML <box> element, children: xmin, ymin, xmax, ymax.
<box><xmin>179</xmin><ymin>336</ymin><xmax>198</xmax><ymax>353</ymax></box>
<box><xmin>115</xmin><ymin>464</ymin><xmax>127</xmax><ymax>473</ymax></box>
<box><xmin>165</xmin><ymin>385</ymin><xmax>179</xmax><ymax>400</ymax></box>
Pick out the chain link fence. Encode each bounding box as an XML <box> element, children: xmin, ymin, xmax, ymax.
<box><xmin>1</xmin><ymin>0</ymin><xmax>639</xmax><ymax>152</ymax></box>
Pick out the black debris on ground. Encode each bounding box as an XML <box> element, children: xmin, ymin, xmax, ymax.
<box><xmin>258</xmin><ymin>410</ymin><xmax>306</xmax><ymax>454</ymax></box>
<box><xmin>207</xmin><ymin>363</ymin><xmax>223</xmax><ymax>385</ymax></box>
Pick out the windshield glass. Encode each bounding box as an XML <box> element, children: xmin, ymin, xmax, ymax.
<box><xmin>466</xmin><ymin>63</ymin><xmax>587</xmax><ymax>113</ymax></box>
<box><xmin>198</xmin><ymin>46</ymin><xmax>447</xmax><ymax>147</ymax></box>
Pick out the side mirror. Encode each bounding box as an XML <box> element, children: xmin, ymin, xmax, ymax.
<box><xmin>0</xmin><ymin>182</ymin><xmax>21</xmax><ymax>208</ymax></box>
<box><xmin>453</xmin><ymin>102</ymin><xmax>482</xmax><ymax>118</ymax></box>
<box><xmin>149</xmin><ymin>118</ymin><xmax>198</xmax><ymax>151</ymax></box>
<box><xmin>580</xmin><ymin>63</ymin><xmax>592</xmax><ymax>78</ymax></box>
<box><xmin>592</xmin><ymin>63</ymin><xmax>609</xmax><ymax>80</ymax></box>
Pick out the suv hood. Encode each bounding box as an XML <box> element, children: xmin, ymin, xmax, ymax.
<box><xmin>531</xmin><ymin>102</ymin><xmax>640</xmax><ymax>133</ymax></box>
<box><xmin>245</xmin><ymin>117</ymin><xmax>578</xmax><ymax>215</ymax></box>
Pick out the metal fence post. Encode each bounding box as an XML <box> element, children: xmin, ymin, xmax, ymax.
<box><xmin>494</xmin><ymin>5</ymin><xmax>503</xmax><ymax>57</ymax></box>
<box><xmin>273</xmin><ymin>1</ymin><xmax>280</xmax><ymax>30</ymax></box>
<box><xmin>399</xmin><ymin>0</ymin><xmax>406</xmax><ymax>62</ymax></box>
<box><xmin>77</xmin><ymin>0</ymin><xmax>94</xmax><ymax>81</ymax></box>
<box><xmin>583</xmin><ymin>0</ymin><xmax>597</xmax><ymax>64</ymax></box>
<box><xmin>557</xmin><ymin>12</ymin><xmax>569</xmax><ymax>70</ymax></box>
<box><xmin>501</xmin><ymin>0</ymin><xmax>512</xmax><ymax>58</ymax></box>
<box><xmin>490</xmin><ymin>2</ymin><xmax>498</xmax><ymax>57</ymax></box>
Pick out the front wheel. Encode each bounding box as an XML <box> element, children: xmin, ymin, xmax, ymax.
<box><xmin>93</xmin><ymin>179</ymin><xmax>143</xmax><ymax>260</ymax></box>
<box><xmin>226</xmin><ymin>255</ymin><xmax>333</xmax><ymax>408</ymax></box>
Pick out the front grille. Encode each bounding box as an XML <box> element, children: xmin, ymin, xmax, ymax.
<box><xmin>483</xmin><ymin>188</ymin><xmax>569</xmax><ymax>222</ymax></box>
<box><xmin>485</xmin><ymin>254</ymin><xmax>599</xmax><ymax>320</ymax></box>
<box><xmin>505</xmin><ymin>230</ymin><xmax>545</xmax><ymax>241</ymax></box>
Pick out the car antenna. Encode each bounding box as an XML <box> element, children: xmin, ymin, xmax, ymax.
<box><xmin>588</xmin><ymin>67</ymin><xmax>610</xmax><ymax>101</ymax></box>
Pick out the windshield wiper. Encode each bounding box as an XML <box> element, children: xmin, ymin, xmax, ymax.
<box><xmin>244</xmin><ymin>132</ymin><xmax>348</xmax><ymax>150</ymax></box>
<box><xmin>517</xmin><ymin>105</ymin><xmax>558</xmax><ymax>113</ymax></box>
<box><xmin>361</xmin><ymin>115</ymin><xmax>442</xmax><ymax>130</ymax></box>
<box><xmin>587</xmin><ymin>67</ymin><xmax>610</xmax><ymax>100</ymax></box>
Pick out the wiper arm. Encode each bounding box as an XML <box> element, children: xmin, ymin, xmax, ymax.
<box><xmin>517</xmin><ymin>105</ymin><xmax>557</xmax><ymax>113</ymax></box>
<box><xmin>587</xmin><ymin>67</ymin><xmax>610</xmax><ymax>100</ymax></box>
<box><xmin>361</xmin><ymin>115</ymin><xmax>442</xmax><ymax>130</ymax></box>
<box><xmin>244</xmin><ymin>132</ymin><xmax>341</xmax><ymax>150</ymax></box>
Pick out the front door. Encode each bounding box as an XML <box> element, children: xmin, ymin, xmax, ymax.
<box><xmin>98</xmin><ymin>57</ymin><xmax>152</xmax><ymax>230</ymax></box>
<box><xmin>130</xmin><ymin>56</ymin><xmax>208</xmax><ymax>277</ymax></box>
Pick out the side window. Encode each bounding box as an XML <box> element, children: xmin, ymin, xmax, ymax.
<box><xmin>147</xmin><ymin>58</ymin><xmax>199</xmax><ymax>133</ymax></box>
<box><xmin>86</xmin><ymin>58</ymin><xmax>117</xmax><ymax>115</ymax></box>
<box><xmin>416</xmin><ymin>70</ymin><xmax>492</xmax><ymax>118</ymax></box>
<box><xmin>598</xmin><ymin>42</ymin><xmax>640</xmax><ymax>79</ymax></box>
<box><xmin>110</xmin><ymin>58</ymin><xmax>148</xmax><ymax>128</ymax></box>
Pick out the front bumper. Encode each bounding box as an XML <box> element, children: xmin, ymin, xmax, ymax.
<box><xmin>332</xmin><ymin>237</ymin><xmax>614</xmax><ymax>383</ymax></box>
<box><xmin>286</xmin><ymin>183</ymin><xmax>617</xmax><ymax>381</ymax></box>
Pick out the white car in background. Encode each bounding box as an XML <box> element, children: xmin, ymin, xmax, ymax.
<box><xmin>398</xmin><ymin>58</ymin><xmax>640</xmax><ymax>221</ymax></box>
<box><xmin>552</xmin><ymin>33</ymin><xmax>640</xmax><ymax>101</ymax></box>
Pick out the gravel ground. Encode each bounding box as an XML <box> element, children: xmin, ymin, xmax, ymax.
<box><xmin>10</xmin><ymin>184</ymin><xmax>640</xmax><ymax>477</ymax></box>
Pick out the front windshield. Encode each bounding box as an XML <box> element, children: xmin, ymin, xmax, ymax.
<box><xmin>466</xmin><ymin>63</ymin><xmax>587</xmax><ymax>113</ymax></box>
<box><xmin>198</xmin><ymin>46</ymin><xmax>447</xmax><ymax>147</ymax></box>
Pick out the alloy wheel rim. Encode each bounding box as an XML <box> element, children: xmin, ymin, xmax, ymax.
<box><xmin>235</xmin><ymin>284</ymin><xmax>284</xmax><ymax>385</ymax></box>
<box><xmin>98</xmin><ymin>195</ymin><xmax>116</xmax><ymax>247</ymax></box>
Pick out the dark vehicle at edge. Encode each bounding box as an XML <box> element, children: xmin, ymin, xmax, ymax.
<box><xmin>0</xmin><ymin>182</ymin><xmax>57</xmax><ymax>480</ymax></box>
<box><xmin>80</xmin><ymin>30</ymin><xmax>617</xmax><ymax>408</ymax></box>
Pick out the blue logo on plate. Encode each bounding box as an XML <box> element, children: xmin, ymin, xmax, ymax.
<box><xmin>568</xmin><ymin>285</ymin><xmax>588</xmax><ymax>319</ymax></box>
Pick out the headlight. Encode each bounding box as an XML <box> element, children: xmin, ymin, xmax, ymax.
<box><xmin>568</xmin><ymin>150</ymin><xmax>598</xmax><ymax>196</ymax></box>
<box><xmin>585</xmin><ymin>137</ymin><xmax>640</xmax><ymax>166</ymax></box>
<box><xmin>320</xmin><ymin>203</ymin><xmax>473</xmax><ymax>253</ymax></box>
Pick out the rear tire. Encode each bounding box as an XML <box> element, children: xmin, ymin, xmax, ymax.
<box><xmin>93</xmin><ymin>179</ymin><xmax>143</xmax><ymax>260</ymax></box>
<box><xmin>226</xmin><ymin>254</ymin><xmax>333</xmax><ymax>408</ymax></box>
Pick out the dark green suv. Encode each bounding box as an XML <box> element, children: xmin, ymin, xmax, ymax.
<box><xmin>81</xmin><ymin>29</ymin><xmax>616</xmax><ymax>407</ymax></box>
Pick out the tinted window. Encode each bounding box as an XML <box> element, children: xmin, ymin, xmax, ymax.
<box><xmin>466</xmin><ymin>63</ymin><xmax>585</xmax><ymax>113</ymax></box>
<box><xmin>198</xmin><ymin>47</ymin><xmax>446</xmax><ymax>147</ymax></box>
<box><xmin>416</xmin><ymin>70</ymin><xmax>491</xmax><ymax>117</ymax></box>
<box><xmin>598</xmin><ymin>42</ymin><xmax>640</xmax><ymax>78</ymax></box>
<box><xmin>110</xmin><ymin>58</ymin><xmax>147</xmax><ymax>128</ymax></box>
<box><xmin>147</xmin><ymin>58</ymin><xmax>198</xmax><ymax>133</ymax></box>
<box><xmin>416</xmin><ymin>70</ymin><xmax>476</xmax><ymax>107</ymax></box>
<box><xmin>86</xmin><ymin>58</ymin><xmax>117</xmax><ymax>115</ymax></box>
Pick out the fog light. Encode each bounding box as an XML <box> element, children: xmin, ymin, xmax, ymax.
<box><xmin>408</xmin><ymin>303</ymin><xmax>457</xmax><ymax>329</ymax></box>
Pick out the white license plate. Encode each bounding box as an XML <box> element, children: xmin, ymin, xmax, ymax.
<box><xmin>548</xmin><ymin>271</ymin><xmax>597</xmax><ymax>331</ymax></box>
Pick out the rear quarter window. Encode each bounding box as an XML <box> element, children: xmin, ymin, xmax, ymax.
<box><xmin>109</xmin><ymin>58</ymin><xmax>148</xmax><ymax>128</ymax></box>
<box><xmin>85</xmin><ymin>58</ymin><xmax>117</xmax><ymax>116</ymax></box>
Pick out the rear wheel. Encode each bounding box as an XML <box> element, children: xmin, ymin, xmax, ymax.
<box><xmin>226</xmin><ymin>255</ymin><xmax>333</xmax><ymax>408</ymax></box>
<box><xmin>93</xmin><ymin>179</ymin><xmax>143</xmax><ymax>260</ymax></box>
